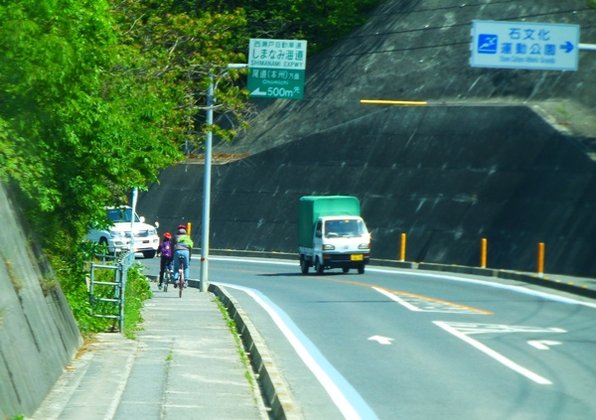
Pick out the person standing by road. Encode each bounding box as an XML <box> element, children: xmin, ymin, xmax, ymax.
<box><xmin>172</xmin><ymin>224</ymin><xmax>194</xmax><ymax>288</ymax></box>
<box><xmin>156</xmin><ymin>232</ymin><xmax>173</xmax><ymax>289</ymax></box>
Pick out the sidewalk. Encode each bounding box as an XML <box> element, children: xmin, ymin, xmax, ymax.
<box><xmin>32</xmin><ymin>283</ymin><xmax>268</xmax><ymax>420</ymax></box>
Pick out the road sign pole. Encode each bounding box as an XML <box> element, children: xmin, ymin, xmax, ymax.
<box><xmin>199</xmin><ymin>73</ymin><xmax>214</xmax><ymax>293</ymax></box>
<box><xmin>199</xmin><ymin>64</ymin><xmax>247</xmax><ymax>293</ymax></box>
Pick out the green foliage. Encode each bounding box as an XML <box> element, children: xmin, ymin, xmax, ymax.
<box><xmin>111</xmin><ymin>1</ymin><xmax>252</xmax><ymax>147</ymax></box>
<box><xmin>48</xmin><ymin>246</ymin><xmax>111</xmax><ymax>335</ymax></box>
<box><xmin>123</xmin><ymin>263</ymin><xmax>152</xmax><ymax>338</ymax></box>
<box><xmin>199</xmin><ymin>0</ymin><xmax>381</xmax><ymax>53</ymax></box>
<box><xmin>0</xmin><ymin>0</ymin><xmax>380</xmax><ymax>332</ymax></box>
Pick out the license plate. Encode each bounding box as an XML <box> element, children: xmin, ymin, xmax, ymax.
<box><xmin>350</xmin><ymin>254</ymin><xmax>363</xmax><ymax>261</ymax></box>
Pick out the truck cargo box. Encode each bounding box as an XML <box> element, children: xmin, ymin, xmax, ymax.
<box><xmin>298</xmin><ymin>195</ymin><xmax>361</xmax><ymax>248</ymax></box>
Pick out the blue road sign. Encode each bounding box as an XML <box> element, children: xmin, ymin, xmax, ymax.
<box><xmin>471</xmin><ymin>20</ymin><xmax>580</xmax><ymax>71</ymax></box>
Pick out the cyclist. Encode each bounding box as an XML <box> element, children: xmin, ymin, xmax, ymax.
<box><xmin>172</xmin><ymin>224</ymin><xmax>194</xmax><ymax>288</ymax></box>
<box><xmin>157</xmin><ymin>232</ymin><xmax>173</xmax><ymax>289</ymax></box>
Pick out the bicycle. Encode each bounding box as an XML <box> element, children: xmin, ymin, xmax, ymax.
<box><xmin>177</xmin><ymin>254</ymin><xmax>185</xmax><ymax>298</ymax></box>
<box><xmin>162</xmin><ymin>266</ymin><xmax>172</xmax><ymax>292</ymax></box>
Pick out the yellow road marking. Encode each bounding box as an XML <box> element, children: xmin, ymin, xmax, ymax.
<box><xmin>360</xmin><ymin>99</ymin><xmax>428</xmax><ymax>106</ymax></box>
<box><xmin>312</xmin><ymin>276</ymin><xmax>492</xmax><ymax>315</ymax></box>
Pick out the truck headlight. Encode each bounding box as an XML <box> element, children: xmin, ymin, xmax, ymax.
<box><xmin>322</xmin><ymin>244</ymin><xmax>335</xmax><ymax>250</ymax></box>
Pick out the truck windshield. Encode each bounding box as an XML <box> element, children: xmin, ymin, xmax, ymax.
<box><xmin>324</xmin><ymin>219</ymin><xmax>366</xmax><ymax>238</ymax></box>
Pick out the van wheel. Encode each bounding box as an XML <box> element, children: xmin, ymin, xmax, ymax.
<box><xmin>315</xmin><ymin>258</ymin><xmax>324</xmax><ymax>275</ymax></box>
<box><xmin>358</xmin><ymin>265</ymin><xmax>365</xmax><ymax>274</ymax></box>
<box><xmin>143</xmin><ymin>250</ymin><xmax>156</xmax><ymax>259</ymax></box>
<box><xmin>300</xmin><ymin>256</ymin><xmax>309</xmax><ymax>274</ymax></box>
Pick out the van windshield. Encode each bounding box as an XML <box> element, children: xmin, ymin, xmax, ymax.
<box><xmin>324</xmin><ymin>219</ymin><xmax>366</xmax><ymax>238</ymax></box>
<box><xmin>107</xmin><ymin>208</ymin><xmax>140</xmax><ymax>223</ymax></box>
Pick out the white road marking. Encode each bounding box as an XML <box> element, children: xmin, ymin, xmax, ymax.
<box><xmin>528</xmin><ymin>340</ymin><xmax>562</xmax><ymax>350</ymax></box>
<box><xmin>215</xmin><ymin>282</ymin><xmax>378</xmax><ymax>419</ymax></box>
<box><xmin>207</xmin><ymin>256</ymin><xmax>596</xmax><ymax>309</ymax></box>
<box><xmin>372</xmin><ymin>286</ymin><xmax>487</xmax><ymax>314</ymax></box>
<box><xmin>373</xmin><ymin>286</ymin><xmax>421</xmax><ymax>311</ymax></box>
<box><xmin>368</xmin><ymin>335</ymin><xmax>394</xmax><ymax>345</ymax></box>
<box><xmin>434</xmin><ymin>321</ymin><xmax>554</xmax><ymax>385</ymax></box>
<box><xmin>442</xmin><ymin>322</ymin><xmax>566</xmax><ymax>335</ymax></box>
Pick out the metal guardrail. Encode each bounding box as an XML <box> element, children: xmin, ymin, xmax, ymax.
<box><xmin>88</xmin><ymin>251</ymin><xmax>135</xmax><ymax>332</ymax></box>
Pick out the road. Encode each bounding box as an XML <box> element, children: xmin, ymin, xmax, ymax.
<box><xmin>142</xmin><ymin>255</ymin><xmax>596</xmax><ymax>419</ymax></box>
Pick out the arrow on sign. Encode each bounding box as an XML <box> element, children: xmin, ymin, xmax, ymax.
<box><xmin>527</xmin><ymin>340</ymin><xmax>562</xmax><ymax>350</ymax></box>
<box><xmin>368</xmin><ymin>335</ymin><xmax>394</xmax><ymax>345</ymax></box>
<box><xmin>560</xmin><ymin>41</ymin><xmax>574</xmax><ymax>53</ymax></box>
<box><xmin>250</xmin><ymin>87</ymin><xmax>267</xmax><ymax>96</ymax></box>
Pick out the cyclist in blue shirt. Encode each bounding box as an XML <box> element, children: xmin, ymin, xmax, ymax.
<box><xmin>172</xmin><ymin>224</ymin><xmax>194</xmax><ymax>288</ymax></box>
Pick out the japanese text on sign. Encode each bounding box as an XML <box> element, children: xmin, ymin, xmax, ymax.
<box><xmin>471</xmin><ymin>20</ymin><xmax>579</xmax><ymax>71</ymax></box>
<box><xmin>249</xmin><ymin>39</ymin><xmax>307</xmax><ymax>69</ymax></box>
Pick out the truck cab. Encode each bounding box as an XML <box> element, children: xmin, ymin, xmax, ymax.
<box><xmin>298</xmin><ymin>196</ymin><xmax>370</xmax><ymax>275</ymax></box>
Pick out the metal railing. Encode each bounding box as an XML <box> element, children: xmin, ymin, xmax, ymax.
<box><xmin>88</xmin><ymin>251</ymin><xmax>134</xmax><ymax>332</ymax></box>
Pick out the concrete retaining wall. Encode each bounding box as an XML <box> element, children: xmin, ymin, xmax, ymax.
<box><xmin>140</xmin><ymin>105</ymin><xmax>596</xmax><ymax>277</ymax></box>
<box><xmin>140</xmin><ymin>1</ymin><xmax>595</xmax><ymax>278</ymax></box>
<box><xmin>0</xmin><ymin>184</ymin><xmax>82</xmax><ymax>418</ymax></box>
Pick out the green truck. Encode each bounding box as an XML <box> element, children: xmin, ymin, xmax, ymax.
<box><xmin>298</xmin><ymin>195</ymin><xmax>371</xmax><ymax>274</ymax></box>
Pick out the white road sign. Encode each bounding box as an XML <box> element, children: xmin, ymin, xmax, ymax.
<box><xmin>471</xmin><ymin>20</ymin><xmax>580</xmax><ymax>71</ymax></box>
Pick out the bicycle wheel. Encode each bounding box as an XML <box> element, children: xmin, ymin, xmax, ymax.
<box><xmin>163</xmin><ymin>270</ymin><xmax>169</xmax><ymax>292</ymax></box>
<box><xmin>178</xmin><ymin>272</ymin><xmax>183</xmax><ymax>298</ymax></box>
<box><xmin>178</xmin><ymin>256</ymin><xmax>185</xmax><ymax>298</ymax></box>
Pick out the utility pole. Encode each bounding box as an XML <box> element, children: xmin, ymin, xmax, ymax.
<box><xmin>199</xmin><ymin>63</ymin><xmax>247</xmax><ymax>293</ymax></box>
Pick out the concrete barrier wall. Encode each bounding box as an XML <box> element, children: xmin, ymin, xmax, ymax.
<box><xmin>140</xmin><ymin>105</ymin><xmax>596</xmax><ymax>277</ymax></box>
<box><xmin>0</xmin><ymin>184</ymin><xmax>82</xmax><ymax>418</ymax></box>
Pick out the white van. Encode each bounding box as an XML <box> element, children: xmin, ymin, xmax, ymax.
<box><xmin>86</xmin><ymin>206</ymin><xmax>159</xmax><ymax>258</ymax></box>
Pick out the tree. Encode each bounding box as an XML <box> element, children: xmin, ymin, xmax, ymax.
<box><xmin>111</xmin><ymin>1</ymin><xmax>252</xmax><ymax>153</ymax></box>
<box><xmin>0</xmin><ymin>0</ymin><xmax>181</xmax><ymax>246</ymax></box>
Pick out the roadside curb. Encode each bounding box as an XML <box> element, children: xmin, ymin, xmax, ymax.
<box><xmin>372</xmin><ymin>259</ymin><xmax>596</xmax><ymax>300</ymax></box>
<box><xmin>209</xmin><ymin>284</ymin><xmax>303</xmax><ymax>420</ymax></box>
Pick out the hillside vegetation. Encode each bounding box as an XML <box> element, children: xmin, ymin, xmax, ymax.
<box><xmin>0</xmin><ymin>0</ymin><xmax>380</xmax><ymax>332</ymax></box>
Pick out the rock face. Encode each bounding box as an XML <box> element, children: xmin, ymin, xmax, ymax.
<box><xmin>140</xmin><ymin>1</ymin><xmax>596</xmax><ymax>277</ymax></box>
<box><xmin>216</xmin><ymin>0</ymin><xmax>595</xmax><ymax>155</ymax></box>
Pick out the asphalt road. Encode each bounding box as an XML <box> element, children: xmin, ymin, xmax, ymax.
<box><xmin>142</xmin><ymin>256</ymin><xmax>596</xmax><ymax>419</ymax></box>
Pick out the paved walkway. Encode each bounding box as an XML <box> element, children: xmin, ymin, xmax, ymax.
<box><xmin>31</xmin><ymin>258</ymin><xmax>596</xmax><ymax>420</ymax></box>
<box><xmin>32</xmin><ymin>283</ymin><xmax>268</xmax><ymax>420</ymax></box>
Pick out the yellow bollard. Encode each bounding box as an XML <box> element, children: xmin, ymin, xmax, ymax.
<box><xmin>480</xmin><ymin>238</ymin><xmax>487</xmax><ymax>268</ymax></box>
<box><xmin>537</xmin><ymin>242</ymin><xmax>545</xmax><ymax>277</ymax></box>
<box><xmin>187</xmin><ymin>222</ymin><xmax>192</xmax><ymax>236</ymax></box>
<box><xmin>399</xmin><ymin>233</ymin><xmax>407</xmax><ymax>262</ymax></box>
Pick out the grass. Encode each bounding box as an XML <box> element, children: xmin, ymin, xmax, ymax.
<box><xmin>82</xmin><ymin>258</ymin><xmax>151</xmax><ymax>338</ymax></box>
<box><xmin>2</xmin><ymin>254</ymin><xmax>23</xmax><ymax>294</ymax></box>
<box><xmin>214</xmin><ymin>297</ymin><xmax>257</xmax><ymax>392</ymax></box>
<box><xmin>122</xmin><ymin>263</ymin><xmax>152</xmax><ymax>339</ymax></box>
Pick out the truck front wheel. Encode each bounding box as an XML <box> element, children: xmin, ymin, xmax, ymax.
<box><xmin>315</xmin><ymin>258</ymin><xmax>324</xmax><ymax>275</ymax></box>
<box><xmin>358</xmin><ymin>265</ymin><xmax>365</xmax><ymax>274</ymax></box>
<box><xmin>300</xmin><ymin>256</ymin><xmax>309</xmax><ymax>274</ymax></box>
